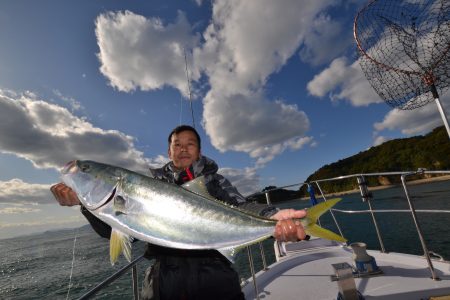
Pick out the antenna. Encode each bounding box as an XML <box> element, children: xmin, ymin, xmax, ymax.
<box><xmin>184</xmin><ymin>48</ymin><xmax>196</xmax><ymax>128</ymax></box>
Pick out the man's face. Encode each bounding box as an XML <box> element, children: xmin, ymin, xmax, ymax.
<box><xmin>168</xmin><ymin>130</ymin><xmax>200</xmax><ymax>169</ymax></box>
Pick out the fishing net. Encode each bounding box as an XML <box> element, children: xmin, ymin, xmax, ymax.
<box><xmin>354</xmin><ymin>0</ymin><xmax>450</xmax><ymax>110</ymax></box>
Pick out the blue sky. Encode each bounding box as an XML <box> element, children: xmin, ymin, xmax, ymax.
<box><xmin>1</xmin><ymin>0</ymin><xmax>449</xmax><ymax>239</ymax></box>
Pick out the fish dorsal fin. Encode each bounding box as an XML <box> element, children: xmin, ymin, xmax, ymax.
<box><xmin>182</xmin><ymin>176</ymin><xmax>215</xmax><ymax>200</ymax></box>
<box><xmin>307</xmin><ymin>198</ymin><xmax>341</xmax><ymax>223</ymax></box>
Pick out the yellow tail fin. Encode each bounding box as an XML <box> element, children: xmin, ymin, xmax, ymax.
<box><xmin>304</xmin><ymin>198</ymin><xmax>347</xmax><ymax>242</ymax></box>
<box><xmin>305</xmin><ymin>224</ymin><xmax>347</xmax><ymax>242</ymax></box>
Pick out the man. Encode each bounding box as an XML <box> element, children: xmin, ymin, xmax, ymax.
<box><xmin>51</xmin><ymin>125</ymin><xmax>307</xmax><ymax>300</ymax></box>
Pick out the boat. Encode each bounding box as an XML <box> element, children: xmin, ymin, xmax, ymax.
<box><xmin>76</xmin><ymin>169</ymin><xmax>450</xmax><ymax>300</ymax></box>
<box><xmin>241</xmin><ymin>169</ymin><xmax>450</xmax><ymax>300</ymax></box>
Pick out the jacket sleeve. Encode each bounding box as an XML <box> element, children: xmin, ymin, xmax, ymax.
<box><xmin>208</xmin><ymin>174</ymin><xmax>279</xmax><ymax>217</ymax></box>
<box><xmin>81</xmin><ymin>205</ymin><xmax>111</xmax><ymax>239</ymax></box>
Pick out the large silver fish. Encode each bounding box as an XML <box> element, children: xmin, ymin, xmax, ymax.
<box><xmin>61</xmin><ymin>160</ymin><xmax>346</xmax><ymax>264</ymax></box>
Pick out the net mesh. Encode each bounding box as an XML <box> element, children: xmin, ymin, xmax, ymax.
<box><xmin>354</xmin><ymin>0</ymin><xmax>450</xmax><ymax>110</ymax></box>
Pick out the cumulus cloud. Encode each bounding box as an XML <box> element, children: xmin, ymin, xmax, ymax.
<box><xmin>52</xmin><ymin>89</ymin><xmax>84</xmax><ymax>112</ymax></box>
<box><xmin>0</xmin><ymin>91</ymin><xmax>163</xmax><ymax>173</ymax></box>
<box><xmin>373</xmin><ymin>135</ymin><xmax>391</xmax><ymax>146</ymax></box>
<box><xmin>307</xmin><ymin>56</ymin><xmax>383</xmax><ymax>106</ymax></box>
<box><xmin>96</xmin><ymin>10</ymin><xmax>200</xmax><ymax>96</ymax></box>
<box><xmin>0</xmin><ymin>206</ymin><xmax>42</xmax><ymax>214</ymax></box>
<box><xmin>95</xmin><ymin>0</ymin><xmax>342</xmax><ymax>165</ymax></box>
<box><xmin>374</xmin><ymin>101</ymin><xmax>448</xmax><ymax>136</ymax></box>
<box><xmin>203</xmin><ymin>91</ymin><xmax>312</xmax><ymax>158</ymax></box>
<box><xmin>0</xmin><ymin>179</ymin><xmax>52</xmax><ymax>204</ymax></box>
<box><xmin>372</xmin><ymin>92</ymin><xmax>450</xmax><ymax>144</ymax></box>
<box><xmin>299</xmin><ymin>13</ymin><xmax>352</xmax><ymax>66</ymax></box>
<box><xmin>197</xmin><ymin>0</ymin><xmax>335</xmax><ymax>93</ymax></box>
<box><xmin>196</xmin><ymin>0</ymin><xmax>335</xmax><ymax>164</ymax></box>
<box><xmin>219</xmin><ymin>167</ymin><xmax>260</xmax><ymax>196</ymax></box>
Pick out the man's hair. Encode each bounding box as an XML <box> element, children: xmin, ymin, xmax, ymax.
<box><xmin>168</xmin><ymin>125</ymin><xmax>201</xmax><ymax>149</ymax></box>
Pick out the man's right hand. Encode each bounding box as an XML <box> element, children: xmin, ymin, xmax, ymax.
<box><xmin>50</xmin><ymin>182</ymin><xmax>81</xmax><ymax>206</ymax></box>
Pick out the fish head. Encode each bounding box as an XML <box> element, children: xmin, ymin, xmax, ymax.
<box><xmin>61</xmin><ymin>160</ymin><xmax>121</xmax><ymax>210</ymax></box>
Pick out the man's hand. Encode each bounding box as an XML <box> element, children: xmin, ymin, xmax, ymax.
<box><xmin>50</xmin><ymin>182</ymin><xmax>81</xmax><ymax>206</ymax></box>
<box><xmin>270</xmin><ymin>209</ymin><xmax>307</xmax><ymax>242</ymax></box>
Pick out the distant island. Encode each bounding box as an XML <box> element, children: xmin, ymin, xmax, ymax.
<box><xmin>247</xmin><ymin>126</ymin><xmax>450</xmax><ymax>204</ymax></box>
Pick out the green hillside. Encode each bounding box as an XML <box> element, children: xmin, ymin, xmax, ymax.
<box><xmin>249</xmin><ymin>126</ymin><xmax>450</xmax><ymax>203</ymax></box>
<box><xmin>303</xmin><ymin>125</ymin><xmax>450</xmax><ymax>194</ymax></box>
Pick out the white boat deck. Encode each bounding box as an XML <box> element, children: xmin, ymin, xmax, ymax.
<box><xmin>242</xmin><ymin>239</ymin><xmax>450</xmax><ymax>300</ymax></box>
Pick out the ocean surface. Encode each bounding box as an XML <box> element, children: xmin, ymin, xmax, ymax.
<box><xmin>1</xmin><ymin>180</ymin><xmax>449</xmax><ymax>299</ymax></box>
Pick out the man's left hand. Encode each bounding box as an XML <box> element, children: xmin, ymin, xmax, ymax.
<box><xmin>270</xmin><ymin>209</ymin><xmax>307</xmax><ymax>242</ymax></box>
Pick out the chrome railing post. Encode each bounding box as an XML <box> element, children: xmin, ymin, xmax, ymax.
<box><xmin>255</xmin><ymin>191</ymin><xmax>274</xmax><ymax>270</ymax></box>
<box><xmin>132</xmin><ymin>264</ymin><xmax>139</xmax><ymax>300</ymax></box>
<box><xmin>401</xmin><ymin>171</ymin><xmax>439</xmax><ymax>280</ymax></box>
<box><xmin>314</xmin><ymin>182</ymin><xmax>345</xmax><ymax>239</ymax></box>
<box><xmin>357</xmin><ymin>176</ymin><xmax>386</xmax><ymax>253</ymax></box>
<box><xmin>78</xmin><ymin>254</ymin><xmax>146</xmax><ymax>299</ymax></box>
<box><xmin>247</xmin><ymin>246</ymin><xmax>260</xmax><ymax>300</ymax></box>
<box><xmin>258</xmin><ymin>242</ymin><xmax>268</xmax><ymax>271</ymax></box>
<box><xmin>264</xmin><ymin>192</ymin><xmax>272</xmax><ymax>205</ymax></box>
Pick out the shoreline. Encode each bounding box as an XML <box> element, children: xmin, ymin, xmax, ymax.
<box><xmin>302</xmin><ymin>174</ymin><xmax>450</xmax><ymax>200</ymax></box>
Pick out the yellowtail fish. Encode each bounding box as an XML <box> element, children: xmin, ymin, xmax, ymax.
<box><xmin>61</xmin><ymin>160</ymin><xmax>346</xmax><ymax>265</ymax></box>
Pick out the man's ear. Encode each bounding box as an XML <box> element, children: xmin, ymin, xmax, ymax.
<box><xmin>168</xmin><ymin>148</ymin><xmax>172</xmax><ymax>160</ymax></box>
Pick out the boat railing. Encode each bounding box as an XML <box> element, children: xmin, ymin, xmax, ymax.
<box><xmin>245</xmin><ymin>169</ymin><xmax>450</xmax><ymax>299</ymax></box>
<box><xmin>76</xmin><ymin>169</ymin><xmax>450</xmax><ymax>299</ymax></box>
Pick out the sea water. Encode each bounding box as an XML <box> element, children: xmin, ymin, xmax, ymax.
<box><xmin>1</xmin><ymin>180</ymin><xmax>449</xmax><ymax>299</ymax></box>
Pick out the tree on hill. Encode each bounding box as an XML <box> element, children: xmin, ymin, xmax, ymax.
<box><xmin>301</xmin><ymin>126</ymin><xmax>450</xmax><ymax>195</ymax></box>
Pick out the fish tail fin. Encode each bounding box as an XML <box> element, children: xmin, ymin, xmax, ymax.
<box><xmin>306</xmin><ymin>198</ymin><xmax>341</xmax><ymax>223</ymax></box>
<box><xmin>110</xmin><ymin>229</ymin><xmax>132</xmax><ymax>265</ymax></box>
<box><xmin>304</xmin><ymin>198</ymin><xmax>347</xmax><ymax>243</ymax></box>
<box><xmin>305</xmin><ymin>224</ymin><xmax>347</xmax><ymax>242</ymax></box>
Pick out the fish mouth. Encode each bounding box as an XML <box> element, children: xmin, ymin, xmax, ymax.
<box><xmin>62</xmin><ymin>160</ymin><xmax>78</xmax><ymax>175</ymax></box>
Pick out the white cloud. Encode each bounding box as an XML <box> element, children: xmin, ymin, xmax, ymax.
<box><xmin>219</xmin><ymin>167</ymin><xmax>260</xmax><ymax>196</ymax></box>
<box><xmin>203</xmin><ymin>91</ymin><xmax>311</xmax><ymax>160</ymax></box>
<box><xmin>0</xmin><ymin>91</ymin><xmax>163</xmax><ymax>173</ymax></box>
<box><xmin>299</xmin><ymin>13</ymin><xmax>352</xmax><ymax>66</ymax></box>
<box><xmin>52</xmin><ymin>89</ymin><xmax>84</xmax><ymax>111</ymax></box>
<box><xmin>0</xmin><ymin>178</ymin><xmax>55</xmax><ymax>204</ymax></box>
<box><xmin>0</xmin><ymin>206</ymin><xmax>41</xmax><ymax>214</ymax></box>
<box><xmin>307</xmin><ymin>56</ymin><xmax>383</xmax><ymax>106</ymax></box>
<box><xmin>373</xmin><ymin>135</ymin><xmax>391</xmax><ymax>146</ymax></box>
<box><xmin>0</xmin><ymin>179</ymin><xmax>52</xmax><ymax>204</ymax></box>
<box><xmin>374</xmin><ymin>102</ymin><xmax>447</xmax><ymax>136</ymax></box>
<box><xmin>94</xmin><ymin>1</ymin><xmax>342</xmax><ymax>165</ymax></box>
<box><xmin>196</xmin><ymin>0</ymin><xmax>336</xmax><ymax>94</ymax></box>
<box><xmin>96</xmin><ymin>10</ymin><xmax>200</xmax><ymax>96</ymax></box>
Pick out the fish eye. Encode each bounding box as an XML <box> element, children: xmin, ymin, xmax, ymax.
<box><xmin>81</xmin><ymin>164</ymin><xmax>91</xmax><ymax>172</ymax></box>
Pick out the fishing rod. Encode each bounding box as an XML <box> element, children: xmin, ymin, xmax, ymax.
<box><xmin>183</xmin><ymin>47</ymin><xmax>195</xmax><ymax>128</ymax></box>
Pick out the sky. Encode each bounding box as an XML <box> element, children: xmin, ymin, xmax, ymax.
<box><xmin>0</xmin><ymin>0</ymin><xmax>449</xmax><ymax>239</ymax></box>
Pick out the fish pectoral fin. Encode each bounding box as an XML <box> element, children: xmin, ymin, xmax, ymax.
<box><xmin>113</xmin><ymin>195</ymin><xmax>128</xmax><ymax>215</ymax></box>
<box><xmin>182</xmin><ymin>176</ymin><xmax>215</xmax><ymax>200</ymax></box>
<box><xmin>218</xmin><ymin>247</ymin><xmax>239</xmax><ymax>264</ymax></box>
<box><xmin>305</xmin><ymin>224</ymin><xmax>347</xmax><ymax>243</ymax></box>
<box><xmin>306</xmin><ymin>198</ymin><xmax>341</xmax><ymax>223</ymax></box>
<box><xmin>110</xmin><ymin>229</ymin><xmax>133</xmax><ymax>265</ymax></box>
